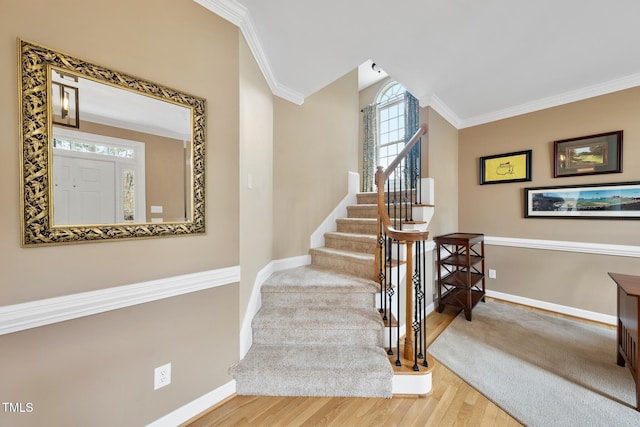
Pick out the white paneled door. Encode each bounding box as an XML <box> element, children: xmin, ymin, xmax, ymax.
<box><xmin>53</xmin><ymin>155</ymin><xmax>116</xmax><ymax>225</ymax></box>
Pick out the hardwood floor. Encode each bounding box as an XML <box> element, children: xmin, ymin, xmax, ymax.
<box><xmin>184</xmin><ymin>302</ymin><xmax>526</xmax><ymax>426</ymax></box>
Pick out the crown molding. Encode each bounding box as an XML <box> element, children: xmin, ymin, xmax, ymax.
<box><xmin>420</xmin><ymin>94</ymin><xmax>462</xmax><ymax>129</ymax></box>
<box><xmin>195</xmin><ymin>1</ymin><xmax>640</xmax><ymax>123</ymax></box>
<box><xmin>460</xmin><ymin>72</ymin><xmax>640</xmax><ymax>128</ymax></box>
<box><xmin>194</xmin><ymin>0</ymin><xmax>304</xmax><ymax>105</ymax></box>
<box><xmin>193</xmin><ymin>0</ymin><xmax>247</xmax><ymax>26</ymax></box>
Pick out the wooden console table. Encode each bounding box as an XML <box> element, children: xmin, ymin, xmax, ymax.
<box><xmin>608</xmin><ymin>272</ymin><xmax>640</xmax><ymax>411</ymax></box>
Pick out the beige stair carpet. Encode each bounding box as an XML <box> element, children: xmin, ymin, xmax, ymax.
<box><xmin>230</xmin><ymin>265</ymin><xmax>393</xmax><ymax>398</ymax></box>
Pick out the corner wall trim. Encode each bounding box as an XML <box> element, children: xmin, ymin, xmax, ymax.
<box><xmin>193</xmin><ymin>0</ymin><xmax>304</xmax><ymax>105</ymax></box>
<box><xmin>240</xmin><ymin>255</ymin><xmax>311</xmax><ymax>357</ymax></box>
<box><xmin>485</xmin><ymin>236</ymin><xmax>640</xmax><ymax>258</ymax></box>
<box><xmin>0</xmin><ymin>266</ymin><xmax>241</xmax><ymax>336</ymax></box>
<box><xmin>192</xmin><ymin>0</ymin><xmax>246</xmax><ymax>26</ymax></box>
<box><xmin>486</xmin><ymin>290</ymin><xmax>617</xmax><ymax>326</ymax></box>
<box><xmin>146</xmin><ymin>380</ymin><xmax>236</xmax><ymax>427</ymax></box>
<box><xmin>460</xmin><ymin>72</ymin><xmax>640</xmax><ymax>129</ymax></box>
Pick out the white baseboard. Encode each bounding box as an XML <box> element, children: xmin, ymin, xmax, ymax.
<box><xmin>146</xmin><ymin>380</ymin><xmax>236</xmax><ymax>427</ymax></box>
<box><xmin>486</xmin><ymin>290</ymin><xmax>616</xmax><ymax>326</ymax></box>
<box><xmin>240</xmin><ymin>255</ymin><xmax>311</xmax><ymax>357</ymax></box>
<box><xmin>240</xmin><ymin>263</ymin><xmax>272</xmax><ymax>358</ymax></box>
<box><xmin>272</xmin><ymin>255</ymin><xmax>311</xmax><ymax>271</ymax></box>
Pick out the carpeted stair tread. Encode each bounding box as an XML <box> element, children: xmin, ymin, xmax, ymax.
<box><xmin>252</xmin><ymin>305</ymin><xmax>384</xmax><ymax>330</ymax></box>
<box><xmin>232</xmin><ymin>345</ymin><xmax>393</xmax><ymax>397</ymax></box>
<box><xmin>324</xmin><ymin>231</ymin><xmax>377</xmax><ymax>241</ymax></box>
<box><xmin>309</xmin><ymin>247</ymin><xmax>374</xmax><ymax>261</ymax></box>
<box><xmin>336</xmin><ymin>217</ymin><xmax>377</xmax><ymax>224</ymax></box>
<box><xmin>234</xmin><ymin>345</ymin><xmax>392</xmax><ymax>376</ymax></box>
<box><xmin>335</xmin><ymin>218</ymin><xmax>378</xmax><ymax>236</ymax></box>
<box><xmin>262</xmin><ymin>265</ymin><xmax>377</xmax><ymax>293</ymax></box>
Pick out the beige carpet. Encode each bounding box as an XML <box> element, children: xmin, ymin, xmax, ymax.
<box><xmin>231</xmin><ymin>266</ymin><xmax>393</xmax><ymax>398</ymax></box>
<box><xmin>428</xmin><ymin>301</ymin><xmax>640</xmax><ymax>427</ymax></box>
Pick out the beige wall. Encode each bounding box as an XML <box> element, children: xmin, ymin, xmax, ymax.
<box><xmin>239</xmin><ymin>35</ymin><xmax>274</xmax><ymax>326</ymax></box>
<box><xmin>273</xmin><ymin>70</ymin><xmax>359</xmax><ymax>259</ymax></box>
<box><xmin>4</xmin><ymin>0</ymin><xmax>239</xmax><ymax>302</ymax></box>
<box><xmin>1</xmin><ymin>1</ymin><xmax>240</xmax><ymax>425</ymax></box>
<box><xmin>425</xmin><ymin>107</ymin><xmax>459</xmax><ymax>238</ymax></box>
<box><xmin>459</xmin><ymin>88</ymin><xmax>640</xmax><ymax>315</ymax></box>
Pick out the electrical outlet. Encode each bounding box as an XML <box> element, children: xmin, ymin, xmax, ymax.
<box><xmin>154</xmin><ymin>363</ymin><xmax>171</xmax><ymax>390</ymax></box>
<box><xmin>488</xmin><ymin>269</ymin><xmax>497</xmax><ymax>279</ymax></box>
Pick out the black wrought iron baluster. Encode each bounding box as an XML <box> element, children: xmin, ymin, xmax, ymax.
<box><xmin>378</xmin><ymin>220</ymin><xmax>385</xmax><ymax>318</ymax></box>
<box><xmin>386</xmin><ymin>248</ymin><xmax>395</xmax><ymax>357</ymax></box>
<box><xmin>416</xmin><ymin>137</ymin><xmax>422</xmax><ymax>205</ymax></box>
<box><xmin>421</xmin><ymin>240</ymin><xmax>428</xmax><ymax>367</ymax></box>
<box><xmin>412</xmin><ymin>265</ymin><xmax>421</xmax><ymax>371</ymax></box>
<box><xmin>395</xmin><ymin>238</ymin><xmax>401</xmax><ymax>367</ymax></box>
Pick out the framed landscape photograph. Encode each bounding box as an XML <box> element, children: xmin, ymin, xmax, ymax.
<box><xmin>554</xmin><ymin>131</ymin><xmax>622</xmax><ymax>178</ymax></box>
<box><xmin>524</xmin><ymin>181</ymin><xmax>640</xmax><ymax>219</ymax></box>
<box><xmin>479</xmin><ymin>149</ymin><xmax>532</xmax><ymax>185</ymax></box>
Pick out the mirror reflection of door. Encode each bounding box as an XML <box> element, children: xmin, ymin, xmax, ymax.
<box><xmin>53</xmin><ymin>156</ymin><xmax>116</xmax><ymax>225</ymax></box>
<box><xmin>52</xmin><ymin>128</ymin><xmax>146</xmax><ymax>225</ymax></box>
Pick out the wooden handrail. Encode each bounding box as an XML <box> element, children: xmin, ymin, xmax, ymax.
<box><xmin>374</xmin><ymin>124</ymin><xmax>429</xmax><ymax>243</ymax></box>
<box><xmin>374</xmin><ymin>123</ymin><xmax>429</xmax><ymax>366</ymax></box>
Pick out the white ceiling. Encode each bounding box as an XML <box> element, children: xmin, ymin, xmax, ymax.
<box><xmin>196</xmin><ymin>0</ymin><xmax>640</xmax><ymax>128</ymax></box>
<box><xmin>52</xmin><ymin>70</ymin><xmax>191</xmax><ymax>140</ymax></box>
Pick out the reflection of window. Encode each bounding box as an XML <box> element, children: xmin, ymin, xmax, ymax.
<box><xmin>123</xmin><ymin>170</ymin><xmax>135</xmax><ymax>222</ymax></box>
<box><xmin>54</xmin><ymin>138</ymin><xmax>135</xmax><ymax>159</ymax></box>
<box><xmin>376</xmin><ymin>82</ymin><xmax>406</xmax><ymax>178</ymax></box>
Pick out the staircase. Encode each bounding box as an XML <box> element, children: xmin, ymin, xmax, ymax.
<box><xmin>231</xmin><ymin>265</ymin><xmax>393</xmax><ymax>397</ymax></box>
<box><xmin>233</xmin><ymin>126</ymin><xmax>433</xmax><ymax>398</ymax></box>
<box><xmin>231</xmin><ymin>186</ymin><xmax>434</xmax><ymax>397</ymax></box>
<box><xmin>231</xmin><ymin>192</ymin><xmax>393</xmax><ymax>398</ymax></box>
<box><xmin>309</xmin><ymin>192</ymin><xmax>379</xmax><ymax>281</ymax></box>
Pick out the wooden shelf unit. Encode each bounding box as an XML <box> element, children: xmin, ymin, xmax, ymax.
<box><xmin>435</xmin><ymin>233</ymin><xmax>485</xmax><ymax>321</ymax></box>
<box><xmin>608</xmin><ymin>272</ymin><xmax>640</xmax><ymax>411</ymax></box>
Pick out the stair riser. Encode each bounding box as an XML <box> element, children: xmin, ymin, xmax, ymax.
<box><xmin>324</xmin><ymin>235</ymin><xmax>376</xmax><ymax>254</ymax></box>
<box><xmin>347</xmin><ymin>205</ymin><xmax>377</xmax><ymax>218</ymax></box>
<box><xmin>261</xmin><ymin>292</ymin><xmax>375</xmax><ymax>308</ymax></box>
<box><xmin>336</xmin><ymin>220</ymin><xmax>377</xmax><ymax>235</ymax></box>
<box><xmin>357</xmin><ymin>192</ymin><xmax>416</xmax><ymax>205</ymax></box>
<box><xmin>347</xmin><ymin>205</ymin><xmax>415</xmax><ymax>220</ymax></box>
<box><xmin>235</xmin><ymin>373</ymin><xmax>392</xmax><ymax>398</ymax></box>
<box><xmin>310</xmin><ymin>253</ymin><xmax>374</xmax><ymax>281</ymax></box>
<box><xmin>252</xmin><ymin>327</ymin><xmax>383</xmax><ymax>347</ymax></box>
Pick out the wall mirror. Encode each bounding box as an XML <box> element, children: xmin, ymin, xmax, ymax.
<box><xmin>18</xmin><ymin>39</ymin><xmax>206</xmax><ymax>246</ymax></box>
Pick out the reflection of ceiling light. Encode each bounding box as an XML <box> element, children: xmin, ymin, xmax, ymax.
<box><xmin>371</xmin><ymin>62</ymin><xmax>382</xmax><ymax>73</ymax></box>
<box><xmin>62</xmin><ymin>90</ymin><xmax>69</xmax><ymax>118</ymax></box>
<box><xmin>52</xmin><ymin>80</ymin><xmax>80</xmax><ymax>128</ymax></box>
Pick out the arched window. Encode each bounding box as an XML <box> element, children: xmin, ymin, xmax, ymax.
<box><xmin>376</xmin><ymin>81</ymin><xmax>407</xmax><ymax>172</ymax></box>
<box><xmin>362</xmin><ymin>80</ymin><xmax>419</xmax><ymax>192</ymax></box>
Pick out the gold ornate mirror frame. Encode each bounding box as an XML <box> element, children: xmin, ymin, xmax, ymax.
<box><xmin>18</xmin><ymin>39</ymin><xmax>206</xmax><ymax>246</ymax></box>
